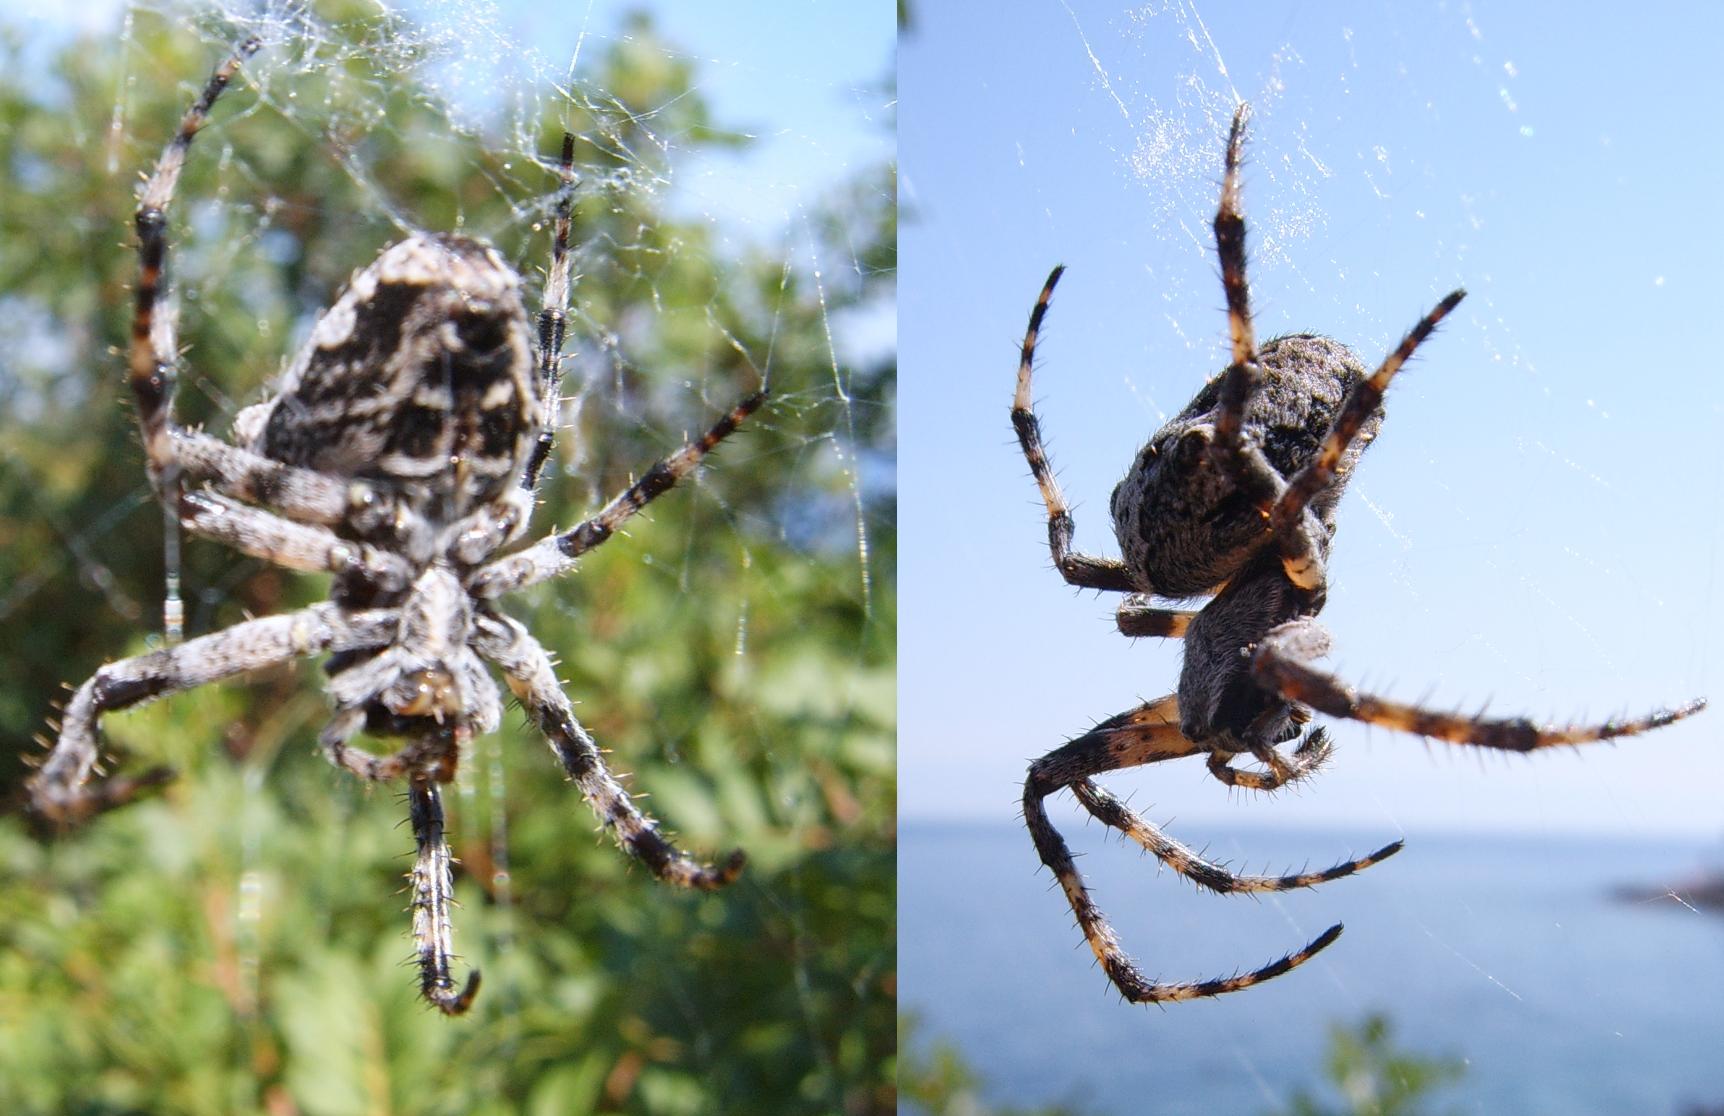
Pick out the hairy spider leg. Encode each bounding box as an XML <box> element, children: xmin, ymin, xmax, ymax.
<box><xmin>477</xmin><ymin>614</ymin><xmax>744</xmax><ymax>889</ymax></box>
<box><xmin>126</xmin><ymin>39</ymin><xmax>373</xmax><ymax>523</ymax></box>
<box><xmin>1212</xmin><ymin>101</ymin><xmax>1256</xmax><ymax>425</ymax></box>
<box><xmin>1253</xmin><ymin>619</ymin><xmax>1707</xmax><ymax>750</ymax></box>
<box><xmin>27</xmin><ymin>604</ymin><xmax>397</xmax><ymax>821</ymax></box>
<box><xmin>129</xmin><ymin>38</ymin><xmax>260</xmax><ymax>479</ymax></box>
<box><xmin>1266</xmin><ymin>289</ymin><xmax>1466</xmax><ymax>591</ymax></box>
<box><xmin>520</xmin><ymin>132</ymin><xmax>577</xmax><ymax>493</ymax></box>
<box><xmin>126</xmin><ymin>38</ymin><xmax>411</xmax><ymax>659</ymax></box>
<box><xmin>1190</xmin><ymin>104</ymin><xmax>1335</xmax><ymax>595</ymax></box>
<box><xmin>1023</xmin><ymin>693</ymin><xmax>1394</xmax><ymax>1002</ymax></box>
<box><xmin>408</xmin><ymin>778</ymin><xmax>482</xmax><ymax>1015</ymax></box>
<box><xmin>1070</xmin><ymin>777</ymin><xmax>1402</xmax><ymax>895</ymax></box>
<box><xmin>471</xmin><ymin>389</ymin><xmax>769</xmax><ymax>598</ymax></box>
<box><xmin>1115</xmin><ymin>598</ymin><xmax>1198</xmax><ymax>639</ymax></box>
<box><xmin>1011</xmin><ymin>266</ymin><xmax>1142</xmax><ymax>595</ymax></box>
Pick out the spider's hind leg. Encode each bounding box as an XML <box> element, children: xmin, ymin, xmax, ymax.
<box><xmin>1023</xmin><ymin>693</ymin><xmax>1357</xmax><ymax>1003</ymax></box>
<box><xmin>1069</xmin><ymin>776</ymin><xmax>1401</xmax><ymax>897</ymax></box>
<box><xmin>1252</xmin><ymin>617</ymin><xmax>1707</xmax><ymax>751</ymax></box>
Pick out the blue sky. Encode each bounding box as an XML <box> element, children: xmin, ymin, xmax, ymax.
<box><xmin>902</xmin><ymin>1</ymin><xmax>1723</xmax><ymax>836</ymax></box>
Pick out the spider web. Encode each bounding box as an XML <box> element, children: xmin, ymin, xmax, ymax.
<box><xmin>901</xmin><ymin>1</ymin><xmax>1720</xmax><ymax>1113</ymax></box>
<box><xmin>0</xmin><ymin>1</ymin><xmax>893</xmax><ymax>1111</ymax></box>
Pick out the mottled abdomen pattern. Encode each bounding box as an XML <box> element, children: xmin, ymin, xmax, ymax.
<box><xmin>1109</xmin><ymin>334</ymin><xmax>1376</xmax><ymax>598</ymax></box>
<box><xmin>238</xmin><ymin>234</ymin><xmax>539</xmax><ymax>519</ymax></box>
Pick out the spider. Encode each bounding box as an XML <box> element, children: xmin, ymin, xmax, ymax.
<box><xmin>26</xmin><ymin>41</ymin><xmax>766</xmax><ymax>1015</ymax></box>
<box><xmin>1012</xmin><ymin>102</ymin><xmax>1705</xmax><ymax>1004</ymax></box>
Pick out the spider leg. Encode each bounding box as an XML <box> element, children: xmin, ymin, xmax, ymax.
<box><xmin>1210</xmin><ymin>103</ymin><xmax>1261</xmax><ymax>462</ymax></box>
<box><xmin>129</xmin><ymin>38</ymin><xmax>259</xmax><ymax>483</ymax></box>
<box><xmin>475</xmin><ymin>613</ymin><xmax>744</xmax><ymax>889</ymax></box>
<box><xmin>1023</xmin><ymin>693</ymin><xmax>1350</xmax><ymax>1003</ymax></box>
<box><xmin>1194</xmin><ymin>105</ymin><xmax>1333</xmax><ymax>583</ymax></box>
<box><xmin>407</xmin><ymin>777</ymin><xmax>482</xmax><ymax>1016</ymax></box>
<box><xmin>27</xmin><ymin>603</ymin><xmax>396</xmax><ymax>823</ymax></box>
<box><xmin>125</xmin><ymin>48</ymin><xmax>355</xmax><ymax>522</ymax></box>
<box><xmin>1116</xmin><ymin>597</ymin><xmax>1198</xmax><ymax>639</ymax></box>
<box><xmin>1267</xmin><ymin>290</ymin><xmax>1467</xmax><ymax>589</ymax></box>
<box><xmin>1069</xmin><ymin>778</ymin><xmax>1402</xmax><ymax>896</ymax></box>
<box><xmin>180</xmin><ymin>490</ymin><xmax>414</xmax><ymax>590</ymax></box>
<box><xmin>1010</xmin><ymin>266</ymin><xmax>1137</xmax><ymax>593</ymax></box>
<box><xmin>470</xmin><ymin>390</ymin><xmax>767</xmax><ymax>599</ymax></box>
<box><xmin>520</xmin><ymin>133</ymin><xmax>577</xmax><ymax>494</ymax></box>
<box><xmin>1253</xmin><ymin>618</ymin><xmax>1707</xmax><ymax>750</ymax></box>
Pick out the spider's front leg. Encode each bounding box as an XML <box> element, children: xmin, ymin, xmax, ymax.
<box><xmin>471</xmin><ymin>389</ymin><xmax>767</xmax><ymax>599</ymax></box>
<box><xmin>475</xmin><ymin>613</ymin><xmax>744</xmax><ymax>889</ymax></box>
<box><xmin>520</xmin><ymin>132</ymin><xmax>577</xmax><ymax>495</ymax></box>
<box><xmin>1210</xmin><ymin>102</ymin><xmax>1257</xmax><ymax>447</ymax></box>
<box><xmin>1264</xmin><ymin>289</ymin><xmax>1466</xmax><ymax>591</ymax></box>
<box><xmin>1253</xmin><ymin>617</ymin><xmax>1707</xmax><ymax>751</ymax></box>
<box><xmin>1011</xmin><ymin>266</ymin><xmax>1138</xmax><ymax>593</ymax></box>
<box><xmin>1023</xmin><ymin>693</ymin><xmax>1390</xmax><ymax>1003</ymax></box>
<box><xmin>1198</xmin><ymin>104</ymin><xmax>1335</xmax><ymax>593</ymax></box>
<box><xmin>28</xmin><ymin>604</ymin><xmax>396</xmax><ymax>824</ymax></box>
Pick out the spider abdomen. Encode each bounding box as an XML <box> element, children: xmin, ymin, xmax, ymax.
<box><xmin>1110</xmin><ymin>334</ymin><xmax>1377</xmax><ymax>597</ymax></box>
<box><xmin>240</xmin><ymin>234</ymin><xmax>539</xmax><ymax>519</ymax></box>
<box><xmin>1178</xmin><ymin>550</ymin><xmax>1326</xmax><ymax>749</ymax></box>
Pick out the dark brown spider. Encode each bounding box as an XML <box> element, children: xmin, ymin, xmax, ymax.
<box><xmin>1012</xmin><ymin>102</ymin><xmax>1705</xmax><ymax>1004</ymax></box>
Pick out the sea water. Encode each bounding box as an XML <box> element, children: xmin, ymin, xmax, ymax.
<box><xmin>901</xmin><ymin>821</ymin><xmax>1724</xmax><ymax>1115</ymax></box>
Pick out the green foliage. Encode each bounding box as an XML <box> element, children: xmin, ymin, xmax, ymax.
<box><xmin>0</xmin><ymin>6</ymin><xmax>893</xmax><ymax>1114</ymax></box>
<box><xmin>898</xmin><ymin>1015</ymin><xmax>1092</xmax><ymax>1116</ymax></box>
<box><xmin>1273</xmin><ymin>1014</ymin><xmax>1466</xmax><ymax>1116</ymax></box>
<box><xmin>901</xmin><ymin>1012</ymin><xmax>1463</xmax><ymax>1116</ymax></box>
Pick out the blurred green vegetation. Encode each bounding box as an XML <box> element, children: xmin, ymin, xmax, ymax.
<box><xmin>0</xmin><ymin>5</ymin><xmax>894</xmax><ymax>1114</ymax></box>
<box><xmin>900</xmin><ymin>1013</ymin><xmax>1463</xmax><ymax>1116</ymax></box>
<box><xmin>898</xmin><ymin>1015</ymin><xmax>1091</xmax><ymax>1116</ymax></box>
<box><xmin>1271</xmin><ymin>1014</ymin><xmax>1465</xmax><ymax>1116</ymax></box>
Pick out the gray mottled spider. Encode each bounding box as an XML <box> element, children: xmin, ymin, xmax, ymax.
<box><xmin>27</xmin><ymin>41</ymin><xmax>765</xmax><ymax>1015</ymax></box>
<box><xmin>1013</xmin><ymin>102</ymin><xmax>1704</xmax><ymax>1004</ymax></box>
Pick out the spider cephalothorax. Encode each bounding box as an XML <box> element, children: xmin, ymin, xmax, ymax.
<box><xmin>1013</xmin><ymin>102</ymin><xmax>1703</xmax><ymax>1004</ymax></box>
<box><xmin>28</xmin><ymin>41</ymin><xmax>765</xmax><ymax>1015</ymax></box>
